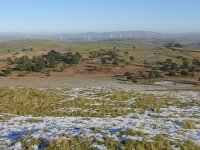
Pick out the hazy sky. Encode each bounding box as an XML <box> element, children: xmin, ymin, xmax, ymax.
<box><xmin>0</xmin><ymin>0</ymin><xmax>199</xmax><ymax>34</ymax></box>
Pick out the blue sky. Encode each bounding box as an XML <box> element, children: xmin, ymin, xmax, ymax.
<box><xmin>0</xmin><ymin>0</ymin><xmax>199</xmax><ymax>33</ymax></box>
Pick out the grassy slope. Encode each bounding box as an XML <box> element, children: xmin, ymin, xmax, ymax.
<box><xmin>0</xmin><ymin>40</ymin><xmax>64</xmax><ymax>52</ymax></box>
<box><xmin>0</xmin><ymin>39</ymin><xmax>200</xmax><ymax>64</ymax></box>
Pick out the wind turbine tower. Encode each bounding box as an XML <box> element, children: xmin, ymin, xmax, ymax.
<box><xmin>110</xmin><ymin>34</ymin><xmax>113</xmax><ymax>39</ymax></box>
<box><xmin>130</xmin><ymin>33</ymin><xmax>132</xmax><ymax>39</ymax></box>
<box><xmin>87</xmin><ymin>35</ymin><xmax>90</xmax><ymax>41</ymax></box>
<box><xmin>83</xmin><ymin>36</ymin><xmax>86</xmax><ymax>41</ymax></box>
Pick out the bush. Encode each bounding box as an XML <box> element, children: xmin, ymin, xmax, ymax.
<box><xmin>153</xmin><ymin>70</ymin><xmax>162</xmax><ymax>78</ymax></box>
<box><xmin>17</xmin><ymin>73</ymin><xmax>25</xmax><ymax>77</ymax></box>
<box><xmin>160</xmin><ymin>65</ymin><xmax>169</xmax><ymax>71</ymax></box>
<box><xmin>101</xmin><ymin>57</ymin><xmax>108</xmax><ymax>64</ymax></box>
<box><xmin>192</xmin><ymin>58</ymin><xmax>200</xmax><ymax>67</ymax></box>
<box><xmin>171</xmin><ymin>63</ymin><xmax>178</xmax><ymax>70</ymax></box>
<box><xmin>46</xmin><ymin>70</ymin><xmax>51</xmax><ymax>77</ymax></box>
<box><xmin>124</xmin><ymin>72</ymin><xmax>131</xmax><ymax>77</ymax></box>
<box><xmin>62</xmin><ymin>52</ymin><xmax>82</xmax><ymax>65</ymax></box>
<box><xmin>181</xmin><ymin>70</ymin><xmax>189</xmax><ymax>76</ymax></box>
<box><xmin>138</xmin><ymin>71</ymin><xmax>146</xmax><ymax>78</ymax></box>
<box><xmin>124</xmin><ymin>51</ymin><xmax>129</xmax><ymax>56</ymax></box>
<box><xmin>182</xmin><ymin>58</ymin><xmax>189</xmax><ymax>69</ymax></box>
<box><xmin>129</xmin><ymin>56</ymin><xmax>134</xmax><ymax>62</ymax></box>
<box><xmin>168</xmin><ymin>71</ymin><xmax>176</xmax><ymax>76</ymax></box>
<box><xmin>112</xmin><ymin>60</ymin><xmax>119</xmax><ymax>65</ymax></box>
<box><xmin>148</xmin><ymin>68</ymin><xmax>161</xmax><ymax>79</ymax></box>
<box><xmin>131</xmin><ymin>78</ymin><xmax>137</xmax><ymax>83</ymax></box>
<box><xmin>148</xmin><ymin>71</ymin><xmax>155</xmax><ymax>79</ymax></box>
<box><xmin>3</xmin><ymin>66</ymin><xmax>12</xmax><ymax>76</ymax></box>
<box><xmin>127</xmin><ymin>75</ymin><xmax>133</xmax><ymax>81</ymax></box>
<box><xmin>144</xmin><ymin>60</ymin><xmax>149</xmax><ymax>65</ymax></box>
<box><xmin>126</xmin><ymin>75</ymin><xmax>137</xmax><ymax>83</ymax></box>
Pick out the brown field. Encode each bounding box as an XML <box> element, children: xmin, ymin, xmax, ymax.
<box><xmin>0</xmin><ymin>39</ymin><xmax>199</xmax><ymax>90</ymax></box>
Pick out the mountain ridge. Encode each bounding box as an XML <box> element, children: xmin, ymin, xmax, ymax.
<box><xmin>0</xmin><ymin>31</ymin><xmax>200</xmax><ymax>42</ymax></box>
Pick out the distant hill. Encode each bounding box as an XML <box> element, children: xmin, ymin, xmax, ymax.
<box><xmin>1</xmin><ymin>31</ymin><xmax>200</xmax><ymax>42</ymax></box>
<box><xmin>0</xmin><ymin>40</ymin><xmax>73</xmax><ymax>54</ymax></box>
<box><xmin>184</xmin><ymin>42</ymin><xmax>200</xmax><ymax>49</ymax></box>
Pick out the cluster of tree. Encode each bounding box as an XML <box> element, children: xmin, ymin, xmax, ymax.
<box><xmin>192</xmin><ymin>58</ymin><xmax>200</xmax><ymax>67</ymax></box>
<box><xmin>7</xmin><ymin>49</ymin><xmax>15</xmax><ymax>53</ymax></box>
<box><xmin>124</xmin><ymin>57</ymin><xmax>200</xmax><ymax>82</ymax></box>
<box><xmin>89</xmin><ymin>49</ymin><xmax>134</xmax><ymax>65</ymax></box>
<box><xmin>158</xmin><ymin>58</ymin><xmax>200</xmax><ymax>77</ymax></box>
<box><xmin>89</xmin><ymin>49</ymin><xmax>120</xmax><ymax>65</ymax></box>
<box><xmin>124</xmin><ymin>72</ymin><xmax>137</xmax><ymax>83</ymax></box>
<box><xmin>159</xmin><ymin>59</ymin><xmax>179</xmax><ymax>71</ymax></box>
<box><xmin>148</xmin><ymin>68</ymin><xmax>162</xmax><ymax>79</ymax></box>
<box><xmin>2</xmin><ymin>50</ymin><xmax>82</xmax><ymax>76</ymax></box>
<box><xmin>124</xmin><ymin>68</ymin><xmax>162</xmax><ymax>82</ymax></box>
<box><xmin>22</xmin><ymin>48</ymin><xmax>33</xmax><ymax>51</ymax></box>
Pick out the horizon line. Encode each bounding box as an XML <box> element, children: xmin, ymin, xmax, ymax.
<box><xmin>0</xmin><ymin>30</ymin><xmax>200</xmax><ymax>35</ymax></box>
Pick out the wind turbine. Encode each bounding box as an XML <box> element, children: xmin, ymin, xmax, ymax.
<box><xmin>110</xmin><ymin>34</ymin><xmax>113</xmax><ymax>39</ymax></box>
<box><xmin>129</xmin><ymin>33</ymin><xmax>132</xmax><ymax>39</ymax></box>
<box><xmin>83</xmin><ymin>36</ymin><xmax>86</xmax><ymax>41</ymax></box>
<box><xmin>120</xmin><ymin>34</ymin><xmax>122</xmax><ymax>38</ymax></box>
<box><xmin>87</xmin><ymin>35</ymin><xmax>90</xmax><ymax>41</ymax></box>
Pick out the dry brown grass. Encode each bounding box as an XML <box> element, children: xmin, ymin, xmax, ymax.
<box><xmin>0</xmin><ymin>88</ymin><xmax>64</xmax><ymax>116</ymax></box>
<box><xmin>19</xmin><ymin>134</ymin><xmax>200</xmax><ymax>150</ymax></box>
<box><xmin>0</xmin><ymin>88</ymin><xmax>176</xmax><ymax>117</ymax></box>
<box><xmin>183</xmin><ymin>120</ymin><xmax>198</xmax><ymax>129</ymax></box>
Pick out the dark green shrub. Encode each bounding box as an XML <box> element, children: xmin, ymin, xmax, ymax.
<box><xmin>129</xmin><ymin>56</ymin><xmax>134</xmax><ymax>62</ymax></box>
<box><xmin>181</xmin><ymin>70</ymin><xmax>189</xmax><ymax>76</ymax></box>
<box><xmin>4</xmin><ymin>66</ymin><xmax>12</xmax><ymax>76</ymax></box>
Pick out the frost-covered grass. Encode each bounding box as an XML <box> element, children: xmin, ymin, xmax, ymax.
<box><xmin>0</xmin><ymin>88</ymin><xmax>175</xmax><ymax>117</ymax></box>
<box><xmin>0</xmin><ymin>87</ymin><xmax>200</xmax><ymax>149</ymax></box>
<box><xmin>183</xmin><ymin>120</ymin><xmax>198</xmax><ymax>129</ymax></box>
<box><xmin>11</xmin><ymin>133</ymin><xmax>200</xmax><ymax>150</ymax></box>
<box><xmin>0</xmin><ymin>88</ymin><xmax>64</xmax><ymax>116</ymax></box>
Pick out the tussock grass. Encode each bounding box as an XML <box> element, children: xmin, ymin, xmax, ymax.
<box><xmin>51</xmin><ymin>96</ymin><xmax>130</xmax><ymax>117</ymax></box>
<box><xmin>119</xmin><ymin>128</ymin><xmax>147</xmax><ymax>137</ymax></box>
<box><xmin>131</xmin><ymin>94</ymin><xmax>174</xmax><ymax>113</ymax></box>
<box><xmin>0</xmin><ymin>88</ymin><xmax>176</xmax><ymax>117</ymax></box>
<box><xmin>0</xmin><ymin>88</ymin><xmax>64</xmax><ymax>116</ymax></box>
<box><xmin>47</xmin><ymin>136</ymin><xmax>93</xmax><ymax>150</ymax></box>
<box><xmin>124</xmin><ymin>134</ymin><xmax>200</xmax><ymax>150</ymax></box>
<box><xmin>20</xmin><ymin>136</ymin><xmax>42</xmax><ymax>150</ymax></box>
<box><xmin>0</xmin><ymin>114</ymin><xmax>15</xmax><ymax>121</ymax></box>
<box><xmin>183</xmin><ymin>120</ymin><xmax>198</xmax><ymax>129</ymax></box>
<box><xmin>25</xmin><ymin>118</ymin><xmax>43</xmax><ymax>123</ymax></box>
<box><xmin>19</xmin><ymin>134</ymin><xmax>200</xmax><ymax>150</ymax></box>
<box><xmin>20</xmin><ymin>135</ymin><xmax>93</xmax><ymax>150</ymax></box>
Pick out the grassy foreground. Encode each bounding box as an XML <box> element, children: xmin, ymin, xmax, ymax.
<box><xmin>20</xmin><ymin>134</ymin><xmax>199</xmax><ymax>150</ymax></box>
<box><xmin>0</xmin><ymin>87</ymin><xmax>199</xmax><ymax>150</ymax></box>
<box><xmin>0</xmin><ymin>88</ymin><xmax>174</xmax><ymax>117</ymax></box>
